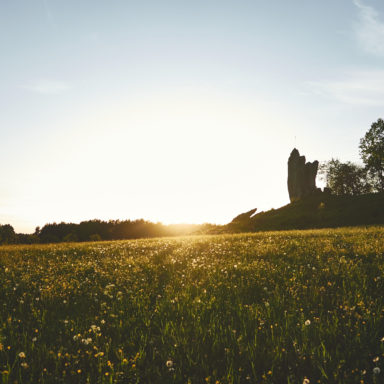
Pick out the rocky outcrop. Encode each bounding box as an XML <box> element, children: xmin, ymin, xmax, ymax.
<box><xmin>288</xmin><ymin>148</ymin><xmax>319</xmax><ymax>202</ymax></box>
<box><xmin>231</xmin><ymin>208</ymin><xmax>257</xmax><ymax>224</ymax></box>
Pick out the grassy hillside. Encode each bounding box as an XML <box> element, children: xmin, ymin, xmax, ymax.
<box><xmin>0</xmin><ymin>228</ymin><xmax>384</xmax><ymax>383</ymax></box>
<box><xmin>228</xmin><ymin>193</ymin><xmax>384</xmax><ymax>232</ymax></box>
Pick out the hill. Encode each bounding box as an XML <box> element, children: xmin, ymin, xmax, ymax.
<box><xmin>228</xmin><ymin>192</ymin><xmax>384</xmax><ymax>232</ymax></box>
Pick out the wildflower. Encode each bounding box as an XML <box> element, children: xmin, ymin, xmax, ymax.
<box><xmin>373</xmin><ymin>367</ymin><xmax>380</xmax><ymax>375</ymax></box>
<box><xmin>81</xmin><ymin>338</ymin><xmax>92</xmax><ymax>345</ymax></box>
<box><xmin>381</xmin><ymin>336</ymin><xmax>384</xmax><ymax>342</ymax></box>
<box><xmin>373</xmin><ymin>356</ymin><xmax>379</xmax><ymax>363</ymax></box>
<box><xmin>166</xmin><ymin>360</ymin><xmax>173</xmax><ymax>368</ymax></box>
<box><xmin>32</xmin><ymin>337</ymin><xmax>37</xmax><ymax>342</ymax></box>
<box><xmin>304</xmin><ymin>320</ymin><xmax>311</xmax><ymax>326</ymax></box>
<box><xmin>18</xmin><ymin>352</ymin><xmax>26</xmax><ymax>358</ymax></box>
<box><xmin>21</xmin><ymin>362</ymin><xmax>28</xmax><ymax>369</ymax></box>
<box><xmin>303</xmin><ymin>378</ymin><xmax>310</xmax><ymax>384</ymax></box>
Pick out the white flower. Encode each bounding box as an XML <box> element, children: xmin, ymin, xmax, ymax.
<box><xmin>81</xmin><ymin>338</ymin><xmax>92</xmax><ymax>345</ymax></box>
<box><xmin>304</xmin><ymin>320</ymin><xmax>311</xmax><ymax>326</ymax></box>
<box><xmin>18</xmin><ymin>352</ymin><xmax>26</xmax><ymax>358</ymax></box>
<box><xmin>32</xmin><ymin>337</ymin><xmax>37</xmax><ymax>342</ymax></box>
<box><xmin>166</xmin><ymin>360</ymin><xmax>173</xmax><ymax>368</ymax></box>
<box><xmin>303</xmin><ymin>378</ymin><xmax>310</xmax><ymax>384</ymax></box>
<box><xmin>21</xmin><ymin>362</ymin><xmax>28</xmax><ymax>369</ymax></box>
<box><xmin>373</xmin><ymin>367</ymin><xmax>381</xmax><ymax>375</ymax></box>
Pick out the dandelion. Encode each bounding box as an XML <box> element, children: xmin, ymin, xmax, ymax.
<box><xmin>18</xmin><ymin>352</ymin><xmax>26</xmax><ymax>358</ymax></box>
<box><xmin>304</xmin><ymin>320</ymin><xmax>311</xmax><ymax>326</ymax></box>
<box><xmin>373</xmin><ymin>367</ymin><xmax>381</xmax><ymax>375</ymax></box>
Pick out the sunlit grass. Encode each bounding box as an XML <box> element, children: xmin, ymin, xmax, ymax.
<box><xmin>0</xmin><ymin>227</ymin><xmax>384</xmax><ymax>383</ymax></box>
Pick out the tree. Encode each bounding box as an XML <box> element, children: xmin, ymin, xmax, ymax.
<box><xmin>359</xmin><ymin>118</ymin><xmax>384</xmax><ymax>192</ymax></box>
<box><xmin>0</xmin><ymin>224</ymin><xmax>16</xmax><ymax>244</ymax></box>
<box><xmin>319</xmin><ymin>159</ymin><xmax>372</xmax><ymax>196</ymax></box>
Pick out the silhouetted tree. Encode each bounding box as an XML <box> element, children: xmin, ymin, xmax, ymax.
<box><xmin>0</xmin><ymin>224</ymin><xmax>16</xmax><ymax>244</ymax></box>
<box><xmin>319</xmin><ymin>159</ymin><xmax>372</xmax><ymax>196</ymax></box>
<box><xmin>359</xmin><ymin>118</ymin><xmax>384</xmax><ymax>191</ymax></box>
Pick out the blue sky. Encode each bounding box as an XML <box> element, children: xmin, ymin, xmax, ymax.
<box><xmin>1</xmin><ymin>0</ymin><xmax>384</xmax><ymax>232</ymax></box>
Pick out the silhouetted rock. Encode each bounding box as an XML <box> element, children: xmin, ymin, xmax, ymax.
<box><xmin>288</xmin><ymin>148</ymin><xmax>319</xmax><ymax>202</ymax></box>
<box><xmin>231</xmin><ymin>208</ymin><xmax>257</xmax><ymax>224</ymax></box>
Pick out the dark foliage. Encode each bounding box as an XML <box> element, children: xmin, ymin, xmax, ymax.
<box><xmin>359</xmin><ymin>118</ymin><xmax>384</xmax><ymax>191</ymax></box>
<box><xmin>0</xmin><ymin>220</ymin><xmax>219</xmax><ymax>245</ymax></box>
<box><xmin>319</xmin><ymin>159</ymin><xmax>372</xmax><ymax>196</ymax></box>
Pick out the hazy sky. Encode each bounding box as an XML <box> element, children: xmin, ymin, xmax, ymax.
<box><xmin>1</xmin><ymin>0</ymin><xmax>384</xmax><ymax>233</ymax></box>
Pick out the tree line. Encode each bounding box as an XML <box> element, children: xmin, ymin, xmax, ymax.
<box><xmin>0</xmin><ymin>220</ymin><xmax>218</xmax><ymax>245</ymax></box>
<box><xmin>319</xmin><ymin>118</ymin><xmax>384</xmax><ymax>196</ymax></box>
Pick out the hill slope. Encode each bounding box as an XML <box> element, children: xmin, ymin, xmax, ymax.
<box><xmin>228</xmin><ymin>192</ymin><xmax>384</xmax><ymax>232</ymax></box>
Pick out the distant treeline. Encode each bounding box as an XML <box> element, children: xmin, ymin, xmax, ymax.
<box><xmin>0</xmin><ymin>219</ymin><xmax>220</xmax><ymax>245</ymax></box>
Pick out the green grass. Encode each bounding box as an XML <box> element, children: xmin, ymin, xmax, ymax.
<box><xmin>0</xmin><ymin>227</ymin><xmax>384</xmax><ymax>383</ymax></box>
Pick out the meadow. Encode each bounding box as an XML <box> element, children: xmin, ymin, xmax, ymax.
<box><xmin>0</xmin><ymin>228</ymin><xmax>384</xmax><ymax>384</ymax></box>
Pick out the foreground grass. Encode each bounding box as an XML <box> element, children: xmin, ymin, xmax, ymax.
<box><xmin>0</xmin><ymin>228</ymin><xmax>384</xmax><ymax>383</ymax></box>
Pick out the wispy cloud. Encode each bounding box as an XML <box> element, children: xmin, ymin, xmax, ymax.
<box><xmin>353</xmin><ymin>0</ymin><xmax>384</xmax><ymax>56</ymax></box>
<box><xmin>23</xmin><ymin>79</ymin><xmax>71</xmax><ymax>95</ymax></box>
<box><xmin>307</xmin><ymin>70</ymin><xmax>384</xmax><ymax>106</ymax></box>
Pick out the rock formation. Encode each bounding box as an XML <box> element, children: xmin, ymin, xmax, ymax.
<box><xmin>231</xmin><ymin>208</ymin><xmax>257</xmax><ymax>224</ymax></box>
<box><xmin>288</xmin><ymin>148</ymin><xmax>319</xmax><ymax>202</ymax></box>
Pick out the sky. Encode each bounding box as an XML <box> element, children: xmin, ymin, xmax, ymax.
<box><xmin>1</xmin><ymin>0</ymin><xmax>384</xmax><ymax>233</ymax></box>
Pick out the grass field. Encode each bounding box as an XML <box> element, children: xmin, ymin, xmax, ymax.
<box><xmin>0</xmin><ymin>228</ymin><xmax>384</xmax><ymax>383</ymax></box>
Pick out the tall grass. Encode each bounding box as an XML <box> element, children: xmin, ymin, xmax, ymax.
<box><xmin>0</xmin><ymin>227</ymin><xmax>383</xmax><ymax>383</ymax></box>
